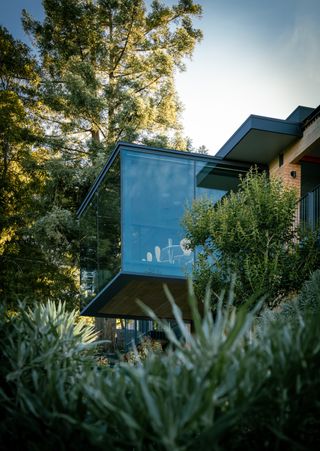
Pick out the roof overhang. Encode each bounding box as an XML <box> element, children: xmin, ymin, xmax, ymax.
<box><xmin>81</xmin><ymin>272</ymin><xmax>195</xmax><ymax>320</ymax></box>
<box><xmin>216</xmin><ymin>115</ymin><xmax>302</xmax><ymax>164</ymax></box>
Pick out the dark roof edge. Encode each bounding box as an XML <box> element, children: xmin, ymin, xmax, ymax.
<box><xmin>76</xmin><ymin>142</ymin><xmax>121</xmax><ymax>217</ymax></box>
<box><xmin>215</xmin><ymin>114</ymin><xmax>302</xmax><ymax>160</ymax></box>
<box><xmin>303</xmin><ymin>105</ymin><xmax>320</xmax><ymax>129</ymax></box>
<box><xmin>286</xmin><ymin>105</ymin><xmax>315</xmax><ymax>122</ymax></box>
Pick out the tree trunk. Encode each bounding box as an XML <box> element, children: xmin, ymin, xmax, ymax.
<box><xmin>95</xmin><ymin>317</ymin><xmax>117</xmax><ymax>352</ymax></box>
<box><xmin>1</xmin><ymin>138</ymin><xmax>9</xmax><ymax>182</ymax></box>
<box><xmin>91</xmin><ymin>127</ymin><xmax>100</xmax><ymax>144</ymax></box>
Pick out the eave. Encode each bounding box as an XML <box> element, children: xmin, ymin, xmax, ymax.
<box><xmin>80</xmin><ymin>272</ymin><xmax>193</xmax><ymax>320</ymax></box>
<box><xmin>215</xmin><ymin>115</ymin><xmax>302</xmax><ymax>164</ymax></box>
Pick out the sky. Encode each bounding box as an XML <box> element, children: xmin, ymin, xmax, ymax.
<box><xmin>2</xmin><ymin>0</ymin><xmax>320</xmax><ymax>154</ymax></box>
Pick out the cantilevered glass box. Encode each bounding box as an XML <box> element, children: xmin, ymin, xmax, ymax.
<box><xmin>78</xmin><ymin>143</ymin><xmax>249</xmax><ymax>320</ymax></box>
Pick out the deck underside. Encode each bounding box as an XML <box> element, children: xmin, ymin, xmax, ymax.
<box><xmin>81</xmin><ymin>273</ymin><xmax>196</xmax><ymax>320</ymax></box>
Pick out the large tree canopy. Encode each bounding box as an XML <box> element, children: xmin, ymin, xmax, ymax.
<box><xmin>0</xmin><ymin>26</ymin><xmax>79</xmax><ymax>307</ymax></box>
<box><xmin>0</xmin><ymin>1</ymin><xmax>203</xmax><ymax>311</ymax></box>
<box><xmin>23</xmin><ymin>0</ymin><xmax>202</xmax><ymax>154</ymax></box>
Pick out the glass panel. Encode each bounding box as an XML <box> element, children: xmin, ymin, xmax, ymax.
<box><xmin>196</xmin><ymin>160</ymin><xmax>243</xmax><ymax>202</ymax></box>
<box><xmin>195</xmin><ymin>161</ymin><xmax>246</xmax><ymax>263</ymax></box>
<box><xmin>301</xmin><ymin>161</ymin><xmax>320</xmax><ymax>196</ymax></box>
<box><xmin>96</xmin><ymin>156</ymin><xmax>121</xmax><ymax>290</ymax></box>
<box><xmin>80</xmin><ymin>156</ymin><xmax>121</xmax><ymax>307</ymax></box>
<box><xmin>79</xmin><ymin>196</ymin><xmax>98</xmax><ymax>307</ymax></box>
<box><xmin>122</xmin><ymin>150</ymin><xmax>194</xmax><ymax>277</ymax></box>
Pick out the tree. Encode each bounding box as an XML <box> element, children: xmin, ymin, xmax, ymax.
<box><xmin>1</xmin><ymin>1</ymin><xmax>203</xmax><ymax>320</ymax></box>
<box><xmin>4</xmin><ymin>0</ymin><xmax>202</xmax><ymax>328</ymax></box>
<box><xmin>183</xmin><ymin>169</ymin><xmax>320</xmax><ymax>307</ymax></box>
<box><xmin>0</xmin><ymin>26</ymin><xmax>41</xmax><ymax>305</ymax></box>
<box><xmin>22</xmin><ymin>0</ymin><xmax>203</xmax><ymax>156</ymax></box>
<box><xmin>0</xmin><ymin>26</ymin><xmax>79</xmax><ymax>309</ymax></box>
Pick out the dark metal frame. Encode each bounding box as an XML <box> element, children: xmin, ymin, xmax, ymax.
<box><xmin>298</xmin><ymin>183</ymin><xmax>320</xmax><ymax>230</ymax></box>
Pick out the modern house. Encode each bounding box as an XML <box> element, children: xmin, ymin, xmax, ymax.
<box><xmin>216</xmin><ymin>104</ymin><xmax>320</xmax><ymax>228</ymax></box>
<box><xmin>78</xmin><ymin>104</ymin><xmax>320</xmax><ymax>327</ymax></box>
<box><xmin>78</xmin><ymin>144</ymin><xmax>250</xmax><ymax>321</ymax></box>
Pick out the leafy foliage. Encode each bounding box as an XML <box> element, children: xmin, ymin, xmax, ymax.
<box><xmin>123</xmin><ymin>336</ymin><xmax>163</xmax><ymax>364</ymax></box>
<box><xmin>22</xmin><ymin>0</ymin><xmax>203</xmax><ymax>151</ymax></box>
<box><xmin>1</xmin><ymin>1</ymin><xmax>203</xmax><ymax>311</ymax></box>
<box><xmin>294</xmin><ymin>268</ymin><xmax>320</xmax><ymax>312</ymax></box>
<box><xmin>1</xmin><ymin>277</ymin><xmax>320</xmax><ymax>450</ymax></box>
<box><xmin>0</xmin><ymin>27</ymin><xmax>78</xmax><ymax>307</ymax></box>
<box><xmin>183</xmin><ymin>169</ymin><xmax>320</xmax><ymax>306</ymax></box>
<box><xmin>260</xmin><ymin>269</ymin><xmax>320</xmax><ymax>326</ymax></box>
<box><xmin>0</xmin><ymin>301</ymin><xmax>100</xmax><ymax>450</ymax></box>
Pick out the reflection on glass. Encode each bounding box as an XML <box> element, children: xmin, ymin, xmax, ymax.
<box><xmin>195</xmin><ymin>160</ymin><xmax>246</xmax><ymax>262</ymax></box>
<box><xmin>80</xmin><ymin>196</ymin><xmax>98</xmax><ymax>306</ymax></box>
<box><xmin>80</xmin><ymin>156</ymin><xmax>121</xmax><ymax>307</ymax></box>
<box><xmin>196</xmin><ymin>161</ymin><xmax>243</xmax><ymax>202</ymax></box>
<box><xmin>79</xmin><ymin>148</ymin><xmax>248</xmax><ymax>305</ymax></box>
<box><xmin>122</xmin><ymin>150</ymin><xmax>194</xmax><ymax>276</ymax></box>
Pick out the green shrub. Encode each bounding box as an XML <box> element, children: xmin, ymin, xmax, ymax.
<box><xmin>82</xmin><ymin>283</ymin><xmax>264</xmax><ymax>450</ymax></box>
<box><xmin>259</xmin><ymin>269</ymin><xmax>320</xmax><ymax>326</ymax></box>
<box><xmin>0</xmin><ymin>301</ymin><xmax>101</xmax><ymax>450</ymax></box>
<box><xmin>1</xmin><ymin>279</ymin><xmax>320</xmax><ymax>450</ymax></box>
<box><xmin>295</xmin><ymin>268</ymin><xmax>320</xmax><ymax>312</ymax></box>
<box><xmin>123</xmin><ymin>336</ymin><xmax>163</xmax><ymax>364</ymax></box>
<box><xmin>183</xmin><ymin>169</ymin><xmax>320</xmax><ymax>307</ymax></box>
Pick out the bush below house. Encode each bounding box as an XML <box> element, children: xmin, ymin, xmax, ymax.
<box><xmin>1</xmin><ymin>276</ymin><xmax>320</xmax><ymax>450</ymax></box>
<box><xmin>183</xmin><ymin>170</ymin><xmax>320</xmax><ymax>307</ymax></box>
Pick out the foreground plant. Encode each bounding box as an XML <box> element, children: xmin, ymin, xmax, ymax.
<box><xmin>0</xmin><ymin>301</ymin><xmax>100</xmax><ymax>450</ymax></box>
<box><xmin>84</xmin><ymin>282</ymin><xmax>263</xmax><ymax>450</ymax></box>
<box><xmin>1</xmin><ymin>275</ymin><xmax>320</xmax><ymax>450</ymax></box>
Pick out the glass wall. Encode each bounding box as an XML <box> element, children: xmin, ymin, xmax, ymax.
<box><xmin>195</xmin><ymin>160</ymin><xmax>242</xmax><ymax>201</ymax></box>
<box><xmin>79</xmin><ymin>148</ymin><xmax>248</xmax><ymax>307</ymax></box>
<box><xmin>122</xmin><ymin>150</ymin><xmax>194</xmax><ymax>277</ymax></box>
<box><xmin>194</xmin><ymin>160</ymin><xmax>245</xmax><ymax>264</ymax></box>
<box><xmin>80</xmin><ymin>156</ymin><xmax>121</xmax><ymax>306</ymax></box>
<box><xmin>79</xmin><ymin>196</ymin><xmax>98</xmax><ymax>306</ymax></box>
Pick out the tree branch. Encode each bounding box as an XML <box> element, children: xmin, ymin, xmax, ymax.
<box><xmin>134</xmin><ymin>75</ymin><xmax>162</xmax><ymax>94</ymax></box>
<box><xmin>112</xmin><ymin>6</ymin><xmax>135</xmax><ymax>73</ymax></box>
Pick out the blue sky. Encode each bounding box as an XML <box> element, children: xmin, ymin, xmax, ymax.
<box><xmin>2</xmin><ymin>0</ymin><xmax>320</xmax><ymax>154</ymax></box>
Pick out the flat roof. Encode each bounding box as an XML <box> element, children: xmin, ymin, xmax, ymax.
<box><xmin>215</xmin><ymin>114</ymin><xmax>302</xmax><ymax>164</ymax></box>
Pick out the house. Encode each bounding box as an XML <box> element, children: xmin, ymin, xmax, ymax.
<box><xmin>78</xmin><ymin>143</ymin><xmax>251</xmax><ymax>321</ymax></box>
<box><xmin>216</xmin><ymin>105</ymin><xmax>320</xmax><ymax>228</ymax></box>
<box><xmin>78</xmin><ymin>104</ymin><xmax>320</xmax><ymax>324</ymax></box>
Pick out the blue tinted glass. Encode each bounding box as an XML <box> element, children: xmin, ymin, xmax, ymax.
<box><xmin>196</xmin><ymin>161</ymin><xmax>242</xmax><ymax>202</ymax></box>
<box><xmin>195</xmin><ymin>160</ymin><xmax>245</xmax><ymax>262</ymax></box>
<box><xmin>122</xmin><ymin>150</ymin><xmax>194</xmax><ymax>277</ymax></box>
<box><xmin>80</xmin><ymin>156</ymin><xmax>121</xmax><ymax>308</ymax></box>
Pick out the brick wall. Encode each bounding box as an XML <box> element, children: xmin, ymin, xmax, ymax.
<box><xmin>269</xmin><ymin>156</ymin><xmax>301</xmax><ymax>195</ymax></box>
<box><xmin>269</xmin><ymin>115</ymin><xmax>320</xmax><ymax>196</ymax></box>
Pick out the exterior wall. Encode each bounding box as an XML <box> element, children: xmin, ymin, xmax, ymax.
<box><xmin>287</xmin><ymin>115</ymin><xmax>320</xmax><ymax>164</ymax></box>
<box><xmin>269</xmin><ymin>156</ymin><xmax>301</xmax><ymax>195</ymax></box>
<box><xmin>269</xmin><ymin>115</ymin><xmax>320</xmax><ymax>196</ymax></box>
